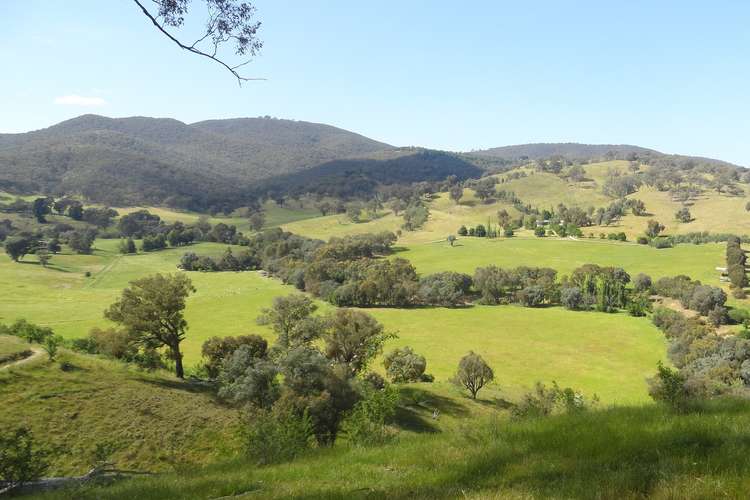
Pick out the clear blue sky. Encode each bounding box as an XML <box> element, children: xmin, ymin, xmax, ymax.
<box><xmin>2</xmin><ymin>1</ymin><xmax>750</xmax><ymax>165</ymax></box>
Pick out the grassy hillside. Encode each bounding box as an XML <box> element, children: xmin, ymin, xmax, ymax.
<box><xmin>31</xmin><ymin>398</ymin><xmax>750</xmax><ymax>499</ymax></box>
<box><xmin>0</xmin><ymin>336</ymin><xmax>241</xmax><ymax>475</ymax></box>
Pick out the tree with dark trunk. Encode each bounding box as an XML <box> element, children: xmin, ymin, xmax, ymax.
<box><xmin>105</xmin><ymin>273</ymin><xmax>195</xmax><ymax>378</ymax></box>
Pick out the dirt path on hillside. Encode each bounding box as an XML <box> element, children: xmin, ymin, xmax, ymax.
<box><xmin>0</xmin><ymin>347</ymin><xmax>44</xmax><ymax>371</ymax></box>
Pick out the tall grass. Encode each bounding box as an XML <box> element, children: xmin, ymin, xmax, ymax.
<box><xmin>34</xmin><ymin>398</ymin><xmax>750</xmax><ymax>499</ymax></box>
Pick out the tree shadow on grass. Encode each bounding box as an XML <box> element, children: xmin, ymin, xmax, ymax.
<box><xmin>139</xmin><ymin>377</ymin><xmax>220</xmax><ymax>397</ymax></box>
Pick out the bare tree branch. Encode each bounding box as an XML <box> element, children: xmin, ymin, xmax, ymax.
<box><xmin>133</xmin><ymin>0</ymin><xmax>264</xmax><ymax>84</ymax></box>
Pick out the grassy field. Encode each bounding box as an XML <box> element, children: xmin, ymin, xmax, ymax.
<box><xmin>369</xmin><ymin>305</ymin><xmax>664</xmax><ymax>404</ymax></box>
<box><xmin>0</xmin><ymin>236</ymin><xmax>666</xmax><ymax>403</ymax></box>
<box><xmin>31</xmin><ymin>398</ymin><xmax>750</xmax><ymax>499</ymax></box>
<box><xmin>0</xmin><ymin>240</ymin><xmax>303</xmax><ymax>362</ymax></box>
<box><xmin>114</xmin><ymin>200</ymin><xmax>320</xmax><ymax>233</ymax></box>
<box><xmin>398</xmin><ymin>236</ymin><xmax>726</xmax><ymax>284</ymax></box>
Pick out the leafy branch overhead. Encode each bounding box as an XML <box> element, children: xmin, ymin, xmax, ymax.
<box><xmin>133</xmin><ymin>0</ymin><xmax>263</xmax><ymax>83</ymax></box>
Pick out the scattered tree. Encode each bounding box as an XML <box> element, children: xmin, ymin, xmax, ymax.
<box><xmin>451</xmin><ymin>351</ymin><xmax>494</xmax><ymax>399</ymax></box>
<box><xmin>105</xmin><ymin>273</ymin><xmax>196</xmax><ymax>378</ymax></box>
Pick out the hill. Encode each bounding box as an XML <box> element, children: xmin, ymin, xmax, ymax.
<box><xmin>0</xmin><ymin>115</ymin><xmax>394</xmax><ymax>210</ymax></box>
<box><xmin>0</xmin><ymin>335</ymin><xmax>241</xmax><ymax>476</ymax></box>
<box><xmin>472</xmin><ymin>142</ymin><xmax>745</xmax><ymax>169</ymax></box>
<box><xmin>471</xmin><ymin>143</ymin><xmax>657</xmax><ymax>161</ymax></box>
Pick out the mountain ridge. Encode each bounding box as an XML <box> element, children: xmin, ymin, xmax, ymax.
<box><xmin>0</xmin><ymin>115</ymin><xmax>743</xmax><ymax>210</ymax></box>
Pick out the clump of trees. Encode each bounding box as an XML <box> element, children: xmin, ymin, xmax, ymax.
<box><xmin>212</xmin><ymin>294</ymin><xmax>399</xmax><ymax>458</ymax></box>
<box><xmin>649</xmin><ymin>307</ymin><xmax>750</xmax><ymax>404</ymax></box>
<box><xmin>653</xmin><ymin>275</ymin><xmax>728</xmax><ymax>323</ymax></box>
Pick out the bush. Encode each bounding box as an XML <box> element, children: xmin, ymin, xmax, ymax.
<box><xmin>650</xmin><ymin>237</ymin><xmax>673</xmax><ymax>249</ymax></box>
<box><xmin>534</xmin><ymin>226</ymin><xmax>546</xmax><ymax>237</ymax></box>
<box><xmin>511</xmin><ymin>381</ymin><xmax>597</xmax><ymax>419</ymax></box>
<box><xmin>517</xmin><ymin>285</ymin><xmax>545</xmax><ymax>307</ymax></box>
<box><xmin>633</xmin><ymin>273</ymin><xmax>653</xmax><ymax>294</ymax></box>
<box><xmin>202</xmin><ymin>334</ymin><xmax>268</xmax><ymax>379</ymax></box>
<box><xmin>383</xmin><ymin>346</ymin><xmax>427</xmax><ymax>383</ymax></box>
<box><xmin>560</xmin><ymin>287</ymin><xmax>584</xmax><ymax>310</ymax></box>
<box><xmin>647</xmin><ymin>361</ymin><xmax>692</xmax><ymax>411</ymax></box>
<box><xmin>8</xmin><ymin>319</ymin><xmax>53</xmax><ymax>344</ymax></box>
<box><xmin>0</xmin><ymin>427</ymin><xmax>51</xmax><ymax>491</ymax></box>
<box><xmin>637</xmin><ymin>236</ymin><xmax>649</xmax><ymax>245</ymax></box>
<box><xmin>242</xmin><ymin>407</ymin><xmax>316</xmax><ymax>465</ymax></box>
<box><xmin>340</xmin><ymin>385</ymin><xmax>399</xmax><ymax>447</ymax></box>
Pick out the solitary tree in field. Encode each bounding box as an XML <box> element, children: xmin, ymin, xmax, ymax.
<box><xmin>452</xmin><ymin>351</ymin><xmax>494</xmax><ymax>399</ymax></box>
<box><xmin>105</xmin><ymin>273</ymin><xmax>196</xmax><ymax>378</ymax></box>
<box><xmin>675</xmin><ymin>207</ymin><xmax>692</xmax><ymax>223</ymax></box>
<box><xmin>645</xmin><ymin>220</ymin><xmax>665</xmax><ymax>239</ymax></box>
<box><xmin>248</xmin><ymin>211</ymin><xmax>265</xmax><ymax>231</ymax></box>
<box><xmin>4</xmin><ymin>236</ymin><xmax>33</xmax><ymax>262</ymax></box>
<box><xmin>36</xmin><ymin>250</ymin><xmax>51</xmax><ymax>267</ymax></box>
<box><xmin>449</xmin><ymin>184</ymin><xmax>463</xmax><ymax>205</ymax></box>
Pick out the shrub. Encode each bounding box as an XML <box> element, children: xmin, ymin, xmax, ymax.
<box><xmin>242</xmin><ymin>407</ymin><xmax>316</xmax><ymax>465</ymax></box>
<box><xmin>627</xmin><ymin>293</ymin><xmax>652</xmax><ymax>317</ymax></box>
<box><xmin>383</xmin><ymin>346</ymin><xmax>427</xmax><ymax>383</ymax></box>
<box><xmin>42</xmin><ymin>335</ymin><xmax>63</xmax><ymax>361</ymax></box>
<box><xmin>202</xmin><ymin>334</ymin><xmax>267</xmax><ymax>379</ymax></box>
<box><xmin>560</xmin><ymin>287</ymin><xmax>584</xmax><ymax>310</ymax></box>
<box><xmin>511</xmin><ymin>381</ymin><xmax>597</xmax><ymax>419</ymax></box>
<box><xmin>647</xmin><ymin>361</ymin><xmax>692</xmax><ymax>411</ymax></box>
<box><xmin>637</xmin><ymin>236</ymin><xmax>649</xmax><ymax>245</ymax></box>
<box><xmin>708</xmin><ymin>306</ymin><xmax>729</xmax><ymax>327</ymax></box>
<box><xmin>89</xmin><ymin>327</ymin><xmax>136</xmax><ymax>360</ymax></box>
<box><xmin>650</xmin><ymin>237</ymin><xmax>673</xmax><ymax>249</ymax></box>
<box><xmin>457</xmin><ymin>225</ymin><xmax>468</xmax><ymax>236</ymax></box>
<box><xmin>517</xmin><ymin>285</ymin><xmax>545</xmax><ymax>307</ymax></box>
<box><xmin>534</xmin><ymin>226</ymin><xmax>546</xmax><ymax>237</ymax></box>
<box><xmin>340</xmin><ymin>385</ymin><xmax>399</xmax><ymax>447</ymax></box>
<box><xmin>633</xmin><ymin>273</ymin><xmax>653</xmax><ymax>294</ymax></box>
<box><xmin>8</xmin><ymin>319</ymin><xmax>53</xmax><ymax>344</ymax></box>
<box><xmin>0</xmin><ymin>427</ymin><xmax>51</xmax><ymax>491</ymax></box>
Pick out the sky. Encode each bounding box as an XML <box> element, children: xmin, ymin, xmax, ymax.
<box><xmin>1</xmin><ymin>0</ymin><xmax>750</xmax><ymax>165</ymax></box>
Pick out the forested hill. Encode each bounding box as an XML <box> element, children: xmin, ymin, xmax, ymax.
<box><xmin>471</xmin><ymin>142</ymin><xmax>743</xmax><ymax>169</ymax></box>
<box><xmin>0</xmin><ymin>115</ymin><xmax>394</xmax><ymax>209</ymax></box>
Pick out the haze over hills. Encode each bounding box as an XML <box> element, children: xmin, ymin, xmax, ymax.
<box><xmin>0</xmin><ymin>114</ymin><xmax>743</xmax><ymax>210</ymax></box>
<box><xmin>472</xmin><ymin>143</ymin><xmax>659</xmax><ymax>161</ymax></box>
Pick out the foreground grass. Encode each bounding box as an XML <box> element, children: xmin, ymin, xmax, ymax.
<box><xmin>32</xmin><ymin>398</ymin><xmax>750</xmax><ymax>499</ymax></box>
